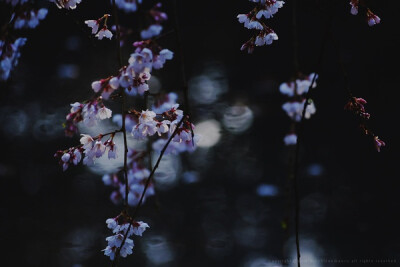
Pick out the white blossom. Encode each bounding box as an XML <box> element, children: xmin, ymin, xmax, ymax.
<box><xmin>284</xmin><ymin>133</ymin><xmax>297</xmax><ymax>145</ymax></box>
<box><xmin>51</xmin><ymin>0</ymin><xmax>82</xmax><ymax>10</ymax></box>
<box><xmin>132</xmin><ymin>221</ymin><xmax>149</xmax><ymax>236</ymax></box>
<box><xmin>97</xmin><ymin>107</ymin><xmax>112</xmax><ymax>120</ymax></box>
<box><xmin>80</xmin><ymin>134</ymin><xmax>94</xmax><ymax>149</ymax></box>
<box><xmin>115</xmin><ymin>0</ymin><xmax>142</xmax><ymax>13</ymax></box>
<box><xmin>140</xmin><ymin>24</ymin><xmax>163</xmax><ymax>39</ymax></box>
<box><xmin>85</xmin><ymin>20</ymin><xmax>99</xmax><ymax>34</ymax></box>
<box><xmin>95</xmin><ymin>27</ymin><xmax>113</xmax><ymax>40</ymax></box>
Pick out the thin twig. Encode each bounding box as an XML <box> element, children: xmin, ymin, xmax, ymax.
<box><xmin>111</xmin><ymin>0</ymin><xmax>129</xmax><ymax>211</ymax></box>
<box><xmin>111</xmin><ymin>116</ymin><xmax>186</xmax><ymax>266</ymax></box>
<box><xmin>172</xmin><ymin>0</ymin><xmax>194</xmax><ymax>143</ymax></box>
<box><xmin>292</xmin><ymin>16</ymin><xmax>332</xmax><ymax>267</ymax></box>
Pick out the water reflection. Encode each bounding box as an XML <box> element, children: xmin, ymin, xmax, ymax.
<box><xmin>256</xmin><ymin>184</ymin><xmax>279</xmax><ymax>197</ymax></box>
<box><xmin>195</xmin><ymin>119</ymin><xmax>222</xmax><ymax>148</ymax></box>
<box><xmin>59</xmin><ymin>228</ymin><xmax>98</xmax><ymax>266</ymax></box>
<box><xmin>57</xmin><ymin>64</ymin><xmax>80</xmax><ymax>79</ymax></box>
<box><xmin>222</xmin><ymin>105</ymin><xmax>253</xmax><ymax>134</ymax></box>
<box><xmin>142</xmin><ymin>235</ymin><xmax>175</xmax><ymax>265</ymax></box>
<box><xmin>189</xmin><ymin>61</ymin><xmax>228</xmax><ymax>104</ymax></box>
<box><xmin>152</xmin><ymin>153</ymin><xmax>181</xmax><ymax>191</ymax></box>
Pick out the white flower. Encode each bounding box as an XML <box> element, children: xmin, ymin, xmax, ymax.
<box><xmin>132</xmin><ymin>110</ymin><xmax>158</xmax><ymax>139</ymax></box>
<box><xmin>255</xmin><ymin>32</ymin><xmax>278</xmax><ymax>46</ymax></box>
<box><xmin>51</xmin><ymin>0</ymin><xmax>82</xmax><ymax>10</ymax></box>
<box><xmin>105</xmin><ymin>140</ymin><xmax>117</xmax><ymax>159</ymax></box>
<box><xmin>120</xmin><ymin>238</ymin><xmax>134</xmax><ymax>257</ymax></box>
<box><xmin>61</xmin><ymin>153</ymin><xmax>70</xmax><ymax>163</ymax></box>
<box><xmin>367</xmin><ymin>12</ymin><xmax>380</xmax><ymax>26</ymax></box>
<box><xmin>83</xmin><ymin>155</ymin><xmax>95</xmax><ymax>166</ymax></box>
<box><xmin>97</xmin><ymin>107</ymin><xmax>112</xmax><ymax>120</ymax></box>
<box><xmin>93</xmin><ymin>141</ymin><xmax>106</xmax><ymax>158</ymax></box>
<box><xmin>115</xmin><ymin>0</ymin><xmax>142</xmax><ymax>13</ymax></box>
<box><xmin>103</xmin><ymin>174</ymin><xmax>112</xmax><ymax>186</ymax></box>
<box><xmin>132</xmin><ymin>221</ymin><xmax>149</xmax><ymax>236</ymax></box>
<box><xmin>80</xmin><ymin>134</ymin><xmax>94</xmax><ymax>149</ymax></box>
<box><xmin>153</xmin><ymin>49</ymin><xmax>174</xmax><ymax>69</ymax></box>
<box><xmin>282</xmin><ymin>100</ymin><xmax>316</xmax><ymax>121</ymax></box>
<box><xmin>350</xmin><ymin>0</ymin><xmax>359</xmax><ymax>15</ymax></box>
<box><xmin>140</xmin><ymin>24</ymin><xmax>163</xmax><ymax>39</ymax></box>
<box><xmin>257</xmin><ymin>1</ymin><xmax>284</xmax><ymax>19</ymax></box>
<box><xmin>72</xmin><ymin>149</ymin><xmax>82</xmax><ymax>165</ymax></box>
<box><xmin>284</xmin><ymin>133</ymin><xmax>297</xmax><ymax>145</ymax></box>
<box><xmin>237</xmin><ymin>14</ymin><xmax>250</xmax><ymax>28</ymax></box>
<box><xmin>247</xmin><ymin>20</ymin><xmax>263</xmax><ymax>30</ymax></box>
<box><xmin>279</xmin><ymin>82</ymin><xmax>295</xmax><ymax>97</ymax></box>
<box><xmin>91</xmin><ymin>80</ymin><xmax>102</xmax><ymax>92</ymax></box>
<box><xmin>157</xmin><ymin>120</ymin><xmax>170</xmax><ymax>136</ymax></box>
<box><xmin>103</xmin><ymin>246</ymin><xmax>116</xmax><ymax>260</ymax></box>
<box><xmin>264</xmin><ymin>32</ymin><xmax>278</xmax><ymax>45</ymax></box>
<box><xmin>139</xmin><ymin>110</ymin><xmax>156</xmax><ymax>123</ymax></box>
<box><xmin>106</xmin><ymin>233</ymin><xmax>124</xmax><ymax>248</ymax></box>
<box><xmin>85</xmin><ymin>20</ymin><xmax>99</xmax><ymax>34</ymax></box>
<box><xmin>109</xmin><ymin>77</ymin><xmax>120</xmax><ymax>89</ymax></box>
<box><xmin>128</xmin><ymin>48</ymin><xmax>153</xmax><ymax>73</ymax></box>
<box><xmin>95</xmin><ymin>27</ymin><xmax>113</xmax><ymax>40</ymax></box>
<box><xmin>106</xmin><ymin>218</ymin><xmax>118</xmax><ymax>230</ymax></box>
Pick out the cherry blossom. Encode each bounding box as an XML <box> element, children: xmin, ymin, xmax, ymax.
<box><xmin>85</xmin><ymin>15</ymin><xmax>113</xmax><ymax>40</ymax></box>
<box><xmin>103</xmin><ymin>216</ymin><xmax>149</xmax><ymax>260</ymax></box>
<box><xmin>50</xmin><ymin>0</ymin><xmax>82</xmax><ymax>10</ymax></box>
<box><xmin>4</xmin><ymin>0</ymin><xmax>29</xmax><ymax>6</ymax></box>
<box><xmin>141</xmin><ymin>24</ymin><xmax>163</xmax><ymax>40</ymax></box>
<box><xmin>96</xmin><ymin>27</ymin><xmax>113</xmax><ymax>40</ymax></box>
<box><xmin>0</xmin><ymin>37</ymin><xmax>27</xmax><ymax>80</ymax></box>
<box><xmin>282</xmin><ymin>99</ymin><xmax>316</xmax><ymax>122</ymax></box>
<box><xmin>64</xmin><ymin>100</ymin><xmax>112</xmax><ymax>136</ymax></box>
<box><xmin>349</xmin><ymin>0</ymin><xmax>359</xmax><ymax>15</ymax></box>
<box><xmin>237</xmin><ymin>0</ymin><xmax>284</xmax><ymax>52</ymax></box>
<box><xmin>284</xmin><ymin>133</ymin><xmax>297</xmax><ymax>146</ymax></box>
<box><xmin>366</xmin><ymin>9</ymin><xmax>380</xmax><ymax>26</ymax></box>
<box><xmin>115</xmin><ymin>0</ymin><xmax>142</xmax><ymax>13</ymax></box>
<box><xmin>132</xmin><ymin>110</ymin><xmax>158</xmax><ymax>139</ymax></box>
<box><xmin>13</xmin><ymin>8</ymin><xmax>48</xmax><ymax>29</ymax></box>
<box><xmin>279</xmin><ymin>73</ymin><xmax>318</xmax><ymax>97</ymax></box>
<box><xmin>84</xmin><ymin>20</ymin><xmax>99</xmax><ymax>34</ymax></box>
<box><xmin>374</xmin><ymin>136</ymin><xmax>385</xmax><ymax>152</ymax></box>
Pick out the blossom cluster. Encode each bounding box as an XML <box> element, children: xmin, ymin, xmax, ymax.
<box><xmin>103</xmin><ymin>150</ymin><xmax>155</xmax><ymax>206</ymax></box>
<box><xmin>104</xmin><ymin>215</ymin><xmax>149</xmax><ymax>260</ymax></box>
<box><xmin>54</xmin><ymin>133</ymin><xmax>118</xmax><ymax>170</ymax></box>
<box><xmin>1</xmin><ymin>1</ymin><xmax>48</xmax><ymax>80</ymax></box>
<box><xmin>64</xmin><ymin>99</ymin><xmax>112</xmax><ymax>136</ymax></box>
<box><xmin>50</xmin><ymin>0</ymin><xmax>82</xmax><ymax>10</ymax></box>
<box><xmin>237</xmin><ymin>0</ymin><xmax>284</xmax><ymax>53</ymax></box>
<box><xmin>13</xmin><ymin>8</ymin><xmax>48</xmax><ymax>29</ymax></box>
<box><xmin>85</xmin><ymin>14</ymin><xmax>113</xmax><ymax>40</ymax></box>
<box><xmin>90</xmin><ymin>40</ymin><xmax>173</xmax><ymax>98</ymax></box>
<box><xmin>4</xmin><ymin>0</ymin><xmax>28</xmax><ymax>6</ymax></box>
<box><xmin>0</xmin><ymin>37</ymin><xmax>27</xmax><ymax>80</ymax></box>
<box><xmin>115</xmin><ymin>0</ymin><xmax>142</xmax><ymax>13</ymax></box>
<box><xmin>280</xmin><ymin>73</ymin><xmax>318</xmax><ymax>145</ymax></box>
<box><xmin>52</xmin><ymin>0</ymin><xmax>200</xmax><ymax>262</ymax></box>
<box><xmin>344</xmin><ymin>97</ymin><xmax>385</xmax><ymax>152</ymax></box>
<box><xmin>349</xmin><ymin>0</ymin><xmax>380</xmax><ymax>26</ymax></box>
<box><xmin>141</xmin><ymin>3</ymin><xmax>168</xmax><ymax>40</ymax></box>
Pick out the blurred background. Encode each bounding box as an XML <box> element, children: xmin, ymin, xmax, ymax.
<box><xmin>1</xmin><ymin>0</ymin><xmax>399</xmax><ymax>266</ymax></box>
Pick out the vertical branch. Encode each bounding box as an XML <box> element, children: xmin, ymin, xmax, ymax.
<box><xmin>292</xmin><ymin>0</ymin><xmax>300</xmax><ymax>74</ymax></box>
<box><xmin>111</xmin><ymin>117</ymin><xmax>185</xmax><ymax>267</ymax></box>
<box><xmin>172</xmin><ymin>0</ymin><xmax>194</xmax><ymax>141</ymax></box>
<box><xmin>111</xmin><ymin>0</ymin><xmax>129</xmax><ymax>209</ymax></box>
<box><xmin>291</xmin><ymin>16</ymin><xmax>331</xmax><ymax>267</ymax></box>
